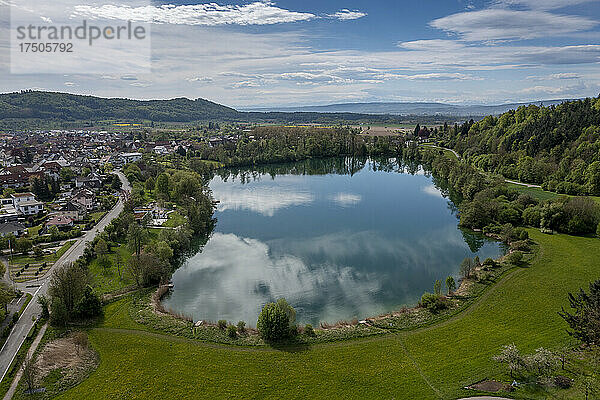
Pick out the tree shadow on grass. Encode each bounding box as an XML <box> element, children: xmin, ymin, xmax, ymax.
<box><xmin>266</xmin><ymin>337</ymin><xmax>310</xmax><ymax>353</ymax></box>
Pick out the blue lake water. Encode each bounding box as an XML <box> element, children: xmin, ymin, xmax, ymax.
<box><xmin>162</xmin><ymin>158</ymin><xmax>503</xmax><ymax>326</ymax></box>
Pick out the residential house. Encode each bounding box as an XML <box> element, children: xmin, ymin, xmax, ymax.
<box><xmin>120</xmin><ymin>152</ymin><xmax>142</xmax><ymax>164</ymax></box>
<box><xmin>75</xmin><ymin>174</ymin><xmax>102</xmax><ymax>190</ymax></box>
<box><xmin>10</xmin><ymin>192</ymin><xmax>44</xmax><ymax>215</ymax></box>
<box><xmin>0</xmin><ymin>222</ymin><xmax>26</xmax><ymax>237</ymax></box>
<box><xmin>58</xmin><ymin>201</ymin><xmax>87</xmax><ymax>221</ymax></box>
<box><xmin>71</xmin><ymin>188</ymin><xmax>96</xmax><ymax>211</ymax></box>
<box><xmin>45</xmin><ymin>215</ymin><xmax>74</xmax><ymax>231</ymax></box>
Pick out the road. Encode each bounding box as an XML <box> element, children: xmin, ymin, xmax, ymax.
<box><xmin>0</xmin><ymin>171</ymin><xmax>130</xmax><ymax>383</ymax></box>
<box><xmin>420</xmin><ymin>144</ymin><xmax>544</xmax><ymax>188</ymax></box>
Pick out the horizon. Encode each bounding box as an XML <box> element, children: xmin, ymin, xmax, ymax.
<box><xmin>1</xmin><ymin>0</ymin><xmax>599</xmax><ymax>108</ymax></box>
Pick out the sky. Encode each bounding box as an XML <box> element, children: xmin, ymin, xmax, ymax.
<box><xmin>0</xmin><ymin>0</ymin><xmax>599</xmax><ymax>108</ymax></box>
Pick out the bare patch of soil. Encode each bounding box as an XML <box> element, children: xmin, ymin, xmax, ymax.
<box><xmin>34</xmin><ymin>332</ymin><xmax>99</xmax><ymax>390</ymax></box>
<box><xmin>468</xmin><ymin>380</ymin><xmax>513</xmax><ymax>392</ymax></box>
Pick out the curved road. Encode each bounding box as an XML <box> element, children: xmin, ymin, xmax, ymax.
<box><xmin>0</xmin><ymin>171</ymin><xmax>130</xmax><ymax>382</ymax></box>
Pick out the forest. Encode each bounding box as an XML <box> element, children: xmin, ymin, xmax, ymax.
<box><xmin>440</xmin><ymin>96</ymin><xmax>600</xmax><ymax>196</ymax></box>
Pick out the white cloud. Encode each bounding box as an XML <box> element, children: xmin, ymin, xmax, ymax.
<box><xmin>72</xmin><ymin>2</ymin><xmax>317</xmax><ymax>26</ymax></box>
<box><xmin>328</xmin><ymin>9</ymin><xmax>367</xmax><ymax>21</ymax></box>
<box><xmin>550</xmin><ymin>72</ymin><xmax>581</xmax><ymax>79</ymax></box>
<box><xmin>493</xmin><ymin>0</ymin><xmax>595</xmax><ymax>11</ymax></box>
<box><xmin>186</xmin><ymin>76</ymin><xmax>214</xmax><ymax>83</ymax></box>
<box><xmin>212</xmin><ymin>182</ymin><xmax>314</xmax><ymax>217</ymax></box>
<box><xmin>422</xmin><ymin>184</ymin><xmax>443</xmax><ymax>197</ymax></box>
<box><xmin>395</xmin><ymin>72</ymin><xmax>483</xmax><ymax>81</ymax></box>
<box><xmin>431</xmin><ymin>9</ymin><xmax>597</xmax><ymax>41</ymax></box>
<box><xmin>329</xmin><ymin>193</ymin><xmax>362</xmax><ymax>207</ymax></box>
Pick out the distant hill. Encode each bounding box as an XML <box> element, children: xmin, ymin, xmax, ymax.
<box><xmin>0</xmin><ymin>91</ymin><xmax>576</xmax><ymax>128</ymax></box>
<box><xmin>243</xmin><ymin>100</ymin><xmax>575</xmax><ymax>116</ymax></box>
<box><xmin>0</xmin><ymin>91</ymin><xmax>239</xmax><ymax>122</ymax></box>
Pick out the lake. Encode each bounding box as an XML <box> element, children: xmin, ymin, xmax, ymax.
<box><xmin>162</xmin><ymin>158</ymin><xmax>503</xmax><ymax>326</ymax></box>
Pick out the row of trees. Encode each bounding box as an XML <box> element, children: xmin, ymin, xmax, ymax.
<box><xmin>415</xmin><ymin>147</ymin><xmax>600</xmax><ymax>235</ymax></box>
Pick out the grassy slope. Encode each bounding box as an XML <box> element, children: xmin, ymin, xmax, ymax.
<box><xmin>58</xmin><ymin>230</ymin><xmax>600</xmax><ymax>400</ymax></box>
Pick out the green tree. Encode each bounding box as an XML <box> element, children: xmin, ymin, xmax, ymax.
<box><xmin>155</xmin><ymin>173</ymin><xmax>170</xmax><ymax>199</ymax></box>
<box><xmin>15</xmin><ymin>237</ymin><xmax>33</xmax><ymax>254</ymax></box>
<box><xmin>559</xmin><ymin>279</ymin><xmax>600</xmax><ymax>346</ymax></box>
<box><xmin>445</xmin><ymin>276</ymin><xmax>456</xmax><ymax>295</ymax></box>
<box><xmin>460</xmin><ymin>258</ymin><xmax>475</xmax><ymax>279</ymax></box>
<box><xmin>59</xmin><ymin>167</ymin><xmax>75</xmax><ymax>182</ymax></box>
<box><xmin>127</xmin><ymin>223</ymin><xmax>147</xmax><ymax>258</ymax></box>
<box><xmin>48</xmin><ymin>262</ymin><xmax>87</xmax><ymax>322</ymax></box>
<box><xmin>94</xmin><ymin>238</ymin><xmax>108</xmax><ymax>258</ymax></box>
<box><xmin>257</xmin><ymin>298</ymin><xmax>296</xmax><ymax>342</ymax></box>
<box><xmin>0</xmin><ymin>282</ymin><xmax>14</xmax><ymax>313</ymax></box>
<box><xmin>433</xmin><ymin>279</ymin><xmax>442</xmax><ymax>296</ymax></box>
<box><xmin>145</xmin><ymin>177</ymin><xmax>155</xmax><ymax>194</ymax></box>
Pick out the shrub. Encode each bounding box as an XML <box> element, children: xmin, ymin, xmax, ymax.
<box><xmin>257</xmin><ymin>298</ymin><xmax>296</xmax><ymax>342</ymax></box>
<box><xmin>419</xmin><ymin>292</ymin><xmax>448</xmax><ymax>313</ymax></box>
<box><xmin>236</xmin><ymin>321</ymin><xmax>246</xmax><ymax>334</ymax></box>
<box><xmin>217</xmin><ymin>320</ymin><xmax>227</xmax><ymax>330</ymax></box>
<box><xmin>482</xmin><ymin>257</ymin><xmax>496</xmax><ymax>267</ymax></box>
<box><xmin>12</xmin><ymin>312</ymin><xmax>19</xmax><ymax>324</ymax></box>
<box><xmin>227</xmin><ymin>325</ymin><xmax>237</xmax><ymax>339</ymax></box>
<box><xmin>510</xmin><ymin>240</ymin><xmax>530</xmax><ymax>252</ymax></box>
<box><xmin>554</xmin><ymin>375</ymin><xmax>572</xmax><ymax>389</ymax></box>
<box><xmin>304</xmin><ymin>324</ymin><xmax>315</xmax><ymax>337</ymax></box>
<box><xmin>507</xmin><ymin>251</ymin><xmax>523</xmax><ymax>265</ymax></box>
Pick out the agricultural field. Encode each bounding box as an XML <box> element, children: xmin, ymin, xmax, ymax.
<box><xmin>57</xmin><ymin>230</ymin><xmax>600</xmax><ymax>399</ymax></box>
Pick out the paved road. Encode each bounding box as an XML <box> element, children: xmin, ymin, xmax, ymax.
<box><xmin>0</xmin><ymin>171</ymin><xmax>130</xmax><ymax>383</ymax></box>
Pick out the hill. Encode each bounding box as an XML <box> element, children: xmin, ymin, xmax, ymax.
<box><xmin>243</xmin><ymin>99</ymin><xmax>574</xmax><ymax>116</ymax></box>
<box><xmin>441</xmin><ymin>96</ymin><xmax>600</xmax><ymax>195</ymax></box>
<box><xmin>0</xmin><ymin>91</ymin><xmax>239</xmax><ymax>122</ymax></box>
<box><xmin>0</xmin><ymin>91</ymin><xmax>413</xmax><ymax>127</ymax></box>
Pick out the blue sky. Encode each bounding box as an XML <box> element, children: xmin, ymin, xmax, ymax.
<box><xmin>1</xmin><ymin>0</ymin><xmax>599</xmax><ymax>107</ymax></box>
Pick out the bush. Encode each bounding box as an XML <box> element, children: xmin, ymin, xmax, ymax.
<box><xmin>227</xmin><ymin>325</ymin><xmax>237</xmax><ymax>339</ymax></box>
<box><xmin>507</xmin><ymin>251</ymin><xmax>523</xmax><ymax>265</ymax></box>
<box><xmin>482</xmin><ymin>257</ymin><xmax>496</xmax><ymax>267</ymax></box>
<box><xmin>257</xmin><ymin>298</ymin><xmax>296</xmax><ymax>342</ymax></box>
<box><xmin>419</xmin><ymin>292</ymin><xmax>448</xmax><ymax>313</ymax></box>
<box><xmin>510</xmin><ymin>240</ymin><xmax>530</xmax><ymax>252</ymax></box>
<box><xmin>554</xmin><ymin>375</ymin><xmax>572</xmax><ymax>389</ymax></box>
<box><xmin>217</xmin><ymin>320</ymin><xmax>227</xmax><ymax>330</ymax></box>
<box><xmin>236</xmin><ymin>321</ymin><xmax>246</xmax><ymax>334</ymax></box>
<box><xmin>304</xmin><ymin>324</ymin><xmax>315</xmax><ymax>337</ymax></box>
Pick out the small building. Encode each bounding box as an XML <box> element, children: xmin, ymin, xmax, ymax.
<box><xmin>46</xmin><ymin>215</ymin><xmax>74</xmax><ymax>230</ymax></box>
<box><xmin>0</xmin><ymin>222</ymin><xmax>26</xmax><ymax>237</ymax></box>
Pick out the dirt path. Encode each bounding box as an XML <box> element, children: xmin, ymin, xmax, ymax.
<box><xmin>3</xmin><ymin>323</ymin><xmax>47</xmax><ymax>400</ymax></box>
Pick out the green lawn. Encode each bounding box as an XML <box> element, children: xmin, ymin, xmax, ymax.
<box><xmin>507</xmin><ymin>183</ymin><xmax>600</xmax><ymax>204</ymax></box>
<box><xmin>88</xmin><ymin>243</ymin><xmax>135</xmax><ymax>294</ymax></box>
<box><xmin>506</xmin><ymin>183</ymin><xmax>560</xmax><ymax>201</ymax></box>
<box><xmin>11</xmin><ymin>240</ymin><xmax>75</xmax><ymax>265</ymax></box>
<box><xmin>58</xmin><ymin>231</ymin><xmax>600</xmax><ymax>400</ymax></box>
<box><xmin>163</xmin><ymin>211</ymin><xmax>186</xmax><ymax>228</ymax></box>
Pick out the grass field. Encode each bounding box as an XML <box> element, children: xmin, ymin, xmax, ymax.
<box><xmin>56</xmin><ymin>230</ymin><xmax>600</xmax><ymax>400</ymax></box>
<box><xmin>88</xmin><ymin>243</ymin><xmax>135</xmax><ymax>294</ymax></box>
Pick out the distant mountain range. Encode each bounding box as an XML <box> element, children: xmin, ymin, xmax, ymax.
<box><xmin>241</xmin><ymin>100</ymin><xmax>575</xmax><ymax>116</ymax></box>
<box><xmin>0</xmin><ymin>91</ymin><xmax>578</xmax><ymax>129</ymax></box>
